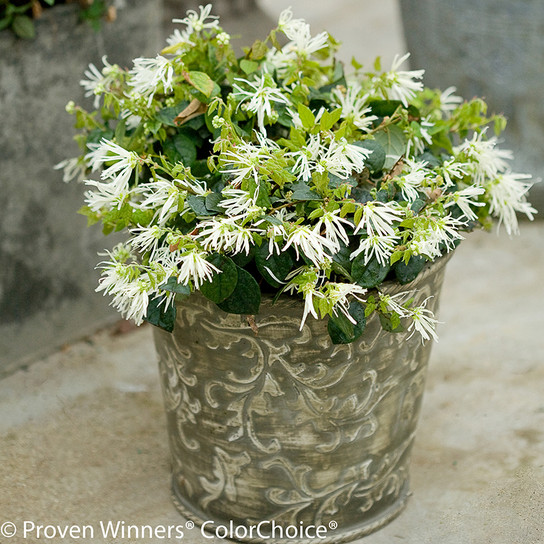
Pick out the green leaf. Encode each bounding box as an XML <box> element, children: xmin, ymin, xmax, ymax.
<box><xmin>410</xmin><ymin>198</ymin><xmax>426</xmax><ymax>213</ymax></box>
<box><xmin>320</xmin><ymin>108</ymin><xmax>342</xmax><ymax>131</ymax></box>
<box><xmin>373</xmin><ymin>125</ymin><xmax>407</xmax><ymax>170</ymax></box>
<box><xmin>12</xmin><ymin>15</ymin><xmax>35</xmax><ymax>39</ymax></box>
<box><xmin>353</xmin><ymin>140</ymin><xmax>386</xmax><ymax>173</ymax></box>
<box><xmin>160</xmin><ymin>277</ymin><xmax>191</xmax><ymax>295</ymax></box>
<box><xmin>331</xmin><ymin>242</ymin><xmax>353</xmax><ymax>276</ymax></box>
<box><xmin>368</xmin><ymin>99</ymin><xmax>419</xmax><ymax>119</ymax></box>
<box><xmin>173</xmin><ymin>133</ymin><xmax>197</xmax><ymax>165</ymax></box>
<box><xmin>186</xmin><ymin>194</ymin><xmax>209</xmax><ymax>216</ymax></box>
<box><xmin>77</xmin><ymin>205</ymin><xmax>101</xmax><ymax>227</ymax></box>
<box><xmin>240</xmin><ymin>59</ymin><xmax>259</xmax><ymax>75</ymax></box>
<box><xmin>155</xmin><ymin>102</ymin><xmax>189</xmax><ymax>127</ymax></box>
<box><xmin>327</xmin><ymin>301</ymin><xmax>366</xmax><ymax>344</ymax></box>
<box><xmin>0</xmin><ymin>17</ymin><xmax>13</xmax><ymax>32</ymax></box>
<box><xmin>231</xmin><ymin>246</ymin><xmax>256</xmax><ymax>268</ymax></box>
<box><xmin>297</xmin><ymin>103</ymin><xmax>316</xmax><ymax>131</ymax></box>
<box><xmin>163</xmin><ymin>133</ymin><xmax>197</xmax><ymax>166</ymax></box>
<box><xmin>187</xmin><ymin>71</ymin><xmax>215</xmax><ymax>97</ymax></box>
<box><xmin>200</xmin><ymin>254</ymin><xmax>238</xmax><ymax>303</ymax></box>
<box><xmin>379</xmin><ymin>312</ymin><xmax>404</xmax><ymax>332</ymax></box>
<box><xmin>255</xmin><ymin>245</ymin><xmax>294</xmax><ymax>287</ymax></box>
<box><xmin>269</xmin><ymin>29</ymin><xmax>282</xmax><ymax>51</ymax></box>
<box><xmin>352</xmin><ymin>255</ymin><xmax>391</xmax><ymax>288</ymax></box>
<box><xmin>205</xmin><ymin>192</ymin><xmax>223</xmax><ymax>213</ymax></box>
<box><xmin>144</xmin><ymin>297</ymin><xmax>176</xmax><ymax>333</ymax></box>
<box><xmin>393</xmin><ymin>255</ymin><xmax>427</xmax><ymax>284</ymax></box>
<box><xmin>368</xmin><ymin>100</ymin><xmax>403</xmax><ymax>117</ymax></box>
<box><xmin>217</xmin><ymin>266</ymin><xmax>261</xmax><ymax>315</ymax></box>
<box><xmin>289</xmin><ymin>180</ymin><xmax>321</xmax><ymax>201</ymax></box>
<box><xmin>255</xmin><ymin>180</ymin><xmax>272</xmax><ymax>209</ymax></box>
<box><xmin>248</xmin><ymin>39</ymin><xmax>268</xmax><ymax>60</ymax></box>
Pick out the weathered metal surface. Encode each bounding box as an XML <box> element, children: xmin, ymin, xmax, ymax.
<box><xmin>154</xmin><ymin>255</ymin><xmax>451</xmax><ymax>543</ymax></box>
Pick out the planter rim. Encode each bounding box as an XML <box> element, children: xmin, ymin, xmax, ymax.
<box><xmin>181</xmin><ymin>250</ymin><xmax>454</xmax><ymax>314</ymax></box>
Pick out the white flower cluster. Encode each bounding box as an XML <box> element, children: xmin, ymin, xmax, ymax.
<box><xmin>455</xmin><ymin>132</ymin><xmax>536</xmax><ymax>234</ymax></box>
<box><xmin>62</xmin><ymin>5</ymin><xmax>536</xmax><ymax>344</ymax></box>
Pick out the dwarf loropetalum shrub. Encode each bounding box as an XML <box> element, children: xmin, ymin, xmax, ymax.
<box><xmin>59</xmin><ymin>4</ymin><xmax>536</xmax><ymax>344</ymax></box>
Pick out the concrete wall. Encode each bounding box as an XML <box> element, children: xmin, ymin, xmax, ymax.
<box><xmin>0</xmin><ymin>0</ymin><xmax>163</xmax><ymax>377</ymax></box>
<box><xmin>0</xmin><ymin>0</ymin><xmax>275</xmax><ymax>378</ymax></box>
<box><xmin>399</xmin><ymin>0</ymin><xmax>544</xmax><ymax>212</ymax></box>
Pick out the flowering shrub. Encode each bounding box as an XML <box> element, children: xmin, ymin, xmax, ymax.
<box><xmin>59</xmin><ymin>4</ymin><xmax>536</xmax><ymax>344</ymax></box>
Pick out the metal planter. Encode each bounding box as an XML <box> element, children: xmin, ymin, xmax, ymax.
<box><xmin>153</xmin><ymin>254</ymin><xmax>451</xmax><ymax>542</ymax></box>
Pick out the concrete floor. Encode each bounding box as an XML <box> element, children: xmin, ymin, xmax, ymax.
<box><xmin>2</xmin><ymin>1</ymin><xmax>544</xmax><ymax>543</ymax></box>
<box><xmin>2</xmin><ymin>224</ymin><xmax>543</xmax><ymax>544</ymax></box>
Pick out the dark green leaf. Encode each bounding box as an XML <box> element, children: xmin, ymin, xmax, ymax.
<box><xmin>374</xmin><ymin>125</ymin><xmax>406</xmax><ymax>170</ymax></box>
<box><xmin>331</xmin><ymin>241</ymin><xmax>353</xmax><ymax>276</ymax></box>
<box><xmin>217</xmin><ymin>266</ymin><xmax>261</xmax><ymax>314</ymax></box>
<box><xmin>351</xmin><ymin>187</ymin><xmax>373</xmax><ymax>204</ymax></box>
<box><xmin>200</xmin><ymin>254</ymin><xmax>238</xmax><ymax>303</ymax></box>
<box><xmin>255</xmin><ymin>180</ymin><xmax>272</xmax><ymax>209</ymax></box>
<box><xmin>160</xmin><ymin>277</ymin><xmax>191</xmax><ymax>295</ymax></box>
<box><xmin>173</xmin><ymin>133</ymin><xmax>197</xmax><ymax>165</ymax></box>
<box><xmin>368</xmin><ymin>100</ymin><xmax>419</xmax><ymax>119</ymax></box>
<box><xmin>368</xmin><ymin>100</ymin><xmax>403</xmax><ymax>117</ymax></box>
<box><xmin>255</xmin><ymin>245</ymin><xmax>294</xmax><ymax>287</ymax></box>
<box><xmin>0</xmin><ymin>17</ymin><xmax>13</xmax><ymax>32</ymax></box>
<box><xmin>418</xmin><ymin>151</ymin><xmax>442</xmax><ymax>169</ymax></box>
<box><xmin>191</xmin><ymin>159</ymin><xmax>211</xmax><ymax>177</ymax></box>
<box><xmin>12</xmin><ymin>15</ymin><xmax>35</xmax><ymax>39</ymax></box>
<box><xmin>353</xmin><ymin>140</ymin><xmax>386</xmax><ymax>173</ymax></box>
<box><xmin>327</xmin><ymin>301</ymin><xmax>366</xmax><ymax>344</ymax></box>
<box><xmin>393</xmin><ymin>255</ymin><xmax>427</xmax><ymax>284</ymax></box>
<box><xmin>186</xmin><ymin>194</ymin><xmax>209</xmax><ymax>216</ymax></box>
<box><xmin>411</xmin><ymin>198</ymin><xmax>426</xmax><ymax>213</ymax></box>
<box><xmin>230</xmin><ymin>246</ymin><xmax>256</xmax><ymax>268</ymax></box>
<box><xmin>290</xmin><ymin>180</ymin><xmax>321</xmax><ymax>201</ymax></box>
<box><xmin>145</xmin><ymin>297</ymin><xmax>176</xmax><ymax>332</ymax></box>
<box><xmin>156</xmin><ymin>102</ymin><xmax>189</xmax><ymax>127</ymax></box>
<box><xmin>205</xmin><ymin>192</ymin><xmax>223</xmax><ymax>213</ymax></box>
<box><xmin>163</xmin><ymin>135</ymin><xmax>194</xmax><ymax>165</ymax></box>
<box><xmin>352</xmin><ymin>255</ymin><xmax>391</xmax><ymax>288</ymax></box>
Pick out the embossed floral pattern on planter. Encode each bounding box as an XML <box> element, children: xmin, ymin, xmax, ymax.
<box><xmin>154</xmin><ymin>255</ymin><xmax>450</xmax><ymax>542</ymax></box>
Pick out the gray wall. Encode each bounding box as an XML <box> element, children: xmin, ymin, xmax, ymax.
<box><xmin>0</xmin><ymin>0</ymin><xmax>274</xmax><ymax>378</ymax></box>
<box><xmin>0</xmin><ymin>0</ymin><xmax>163</xmax><ymax>377</ymax></box>
<box><xmin>399</xmin><ymin>0</ymin><xmax>544</xmax><ymax>212</ymax></box>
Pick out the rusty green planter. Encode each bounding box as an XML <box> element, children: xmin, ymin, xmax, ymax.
<box><xmin>153</xmin><ymin>254</ymin><xmax>451</xmax><ymax>542</ymax></box>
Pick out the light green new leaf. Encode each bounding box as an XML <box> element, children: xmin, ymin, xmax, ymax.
<box><xmin>186</xmin><ymin>71</ymin><xmax>215</xmax><ymax>98</ymax></box>
<box><xmin>297</xmin><ymin>103</ymin><xmax>316</xmax><ymax>131</ymax></box>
